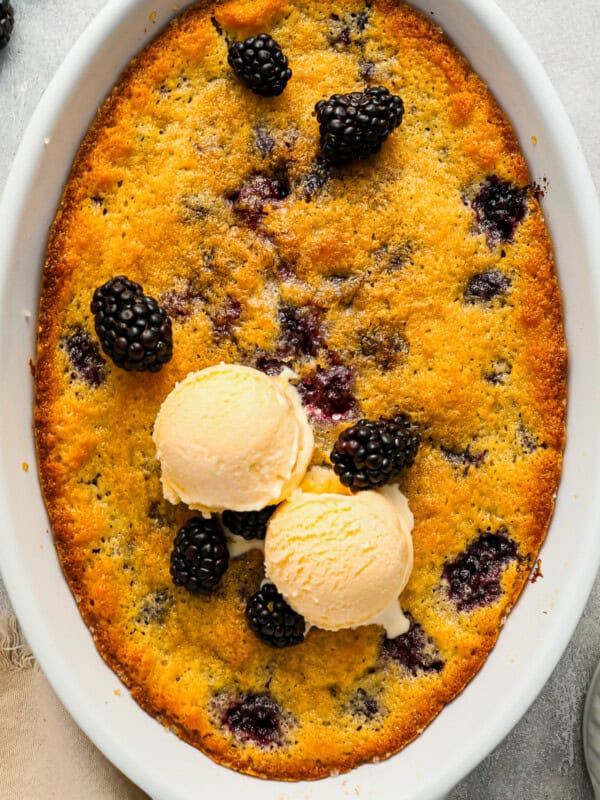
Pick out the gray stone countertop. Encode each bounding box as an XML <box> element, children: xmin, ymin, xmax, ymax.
<box><xmin>0</xmin><ymin>1</ymin><xmax>599</xmax><ymax>797</ymax></box>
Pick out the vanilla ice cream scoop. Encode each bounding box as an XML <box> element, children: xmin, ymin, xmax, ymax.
<box><xmin>153</xmin><ymin>365</ymin><xmax>314</xmax><ymax>513</ymax></box>
<box><xmin>265</xmin><ymin>485</ymin><xmax>414</xmax><ymax>636</ymax></box>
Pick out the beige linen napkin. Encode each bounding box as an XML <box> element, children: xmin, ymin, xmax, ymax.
<box><xmin>0</xmin><ymin>614</ymin><xmax>149</xmax><ymax>800</ymax></box>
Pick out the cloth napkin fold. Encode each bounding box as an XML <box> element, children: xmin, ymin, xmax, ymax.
<box><xmin>0</xmin><ymin>614</ymin><xmax>149</xmax><ymax>800</ymax></box>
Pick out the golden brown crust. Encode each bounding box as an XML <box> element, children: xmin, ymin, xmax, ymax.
<box><xmin>34</xmin><ymin>0</ymin><xmax>566</xmax><ymax>781</ymax></box>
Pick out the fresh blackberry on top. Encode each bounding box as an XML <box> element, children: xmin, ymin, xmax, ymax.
<box><xmin>170</xmin><ymin>516</ymin><xmax>229</xmax><ymax>595</ymax></box>
<box><xmin>0</xmin><ymin>0</ymin><xmax>14</xmax><ymax>50</ymax></box>
<box><xmin>246</xmin><ymin>583</ymin><xmax>305</xmax><ymax>648</ymax></box>
<box><xmin>331</xmin><ymin>413</ymin><xmax>419</xmax><ymax>490</ymax></box>
<box><xmin>91</xmin><ymin>276</ymin><xmax>173</xmax><ymax>372</ymax></box>
<box><xmin>315</xmin><ymin>86</ymin><xmax>404</xmax><ymax>164</ymax></box>
<box><xmin>222</xmin><ymin>506</ymin><xmax>277</xmax><ymax>541</ymax></box>
<box><xmin>227</xmin><ymin>34</ymin><xmax>292</xmax><ymax>97</ymax></box>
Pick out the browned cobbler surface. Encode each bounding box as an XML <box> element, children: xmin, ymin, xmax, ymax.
<box><xmin>34</xmin><ymin>0</ymin><xmax>567</xmax><ymax>781</ymax></box>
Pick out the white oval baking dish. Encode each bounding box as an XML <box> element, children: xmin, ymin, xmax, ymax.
<box><xmin>1</xmin><ymin>1</ymin><xmax>599</xmax><ymax>798</ymax></box>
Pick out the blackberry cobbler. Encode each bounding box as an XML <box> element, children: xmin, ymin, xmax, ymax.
<box><xmin>35</xmin><ymin>0</ymin><xmax>566</xmax><ymax>780</ymax></box>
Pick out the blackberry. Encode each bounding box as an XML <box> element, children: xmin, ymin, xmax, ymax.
<box><xmin>471</xmin><ymin>175</ymin><xmax>528</xmax><ymax>245</ymax></box>
<box><xmin>254</xmin><ymin>353</ymin><xmax>287</xmax><ymax>377</ymax></box>
<box><xmin>315</xmin><ymin>86</ymin><xmax>404</xmax><ymax>164</ymax></box>
<box><xmin>229</xmin><ymin>171</ymin><xmax>290</xmax><ymax>228</ymax></box>
<box><xmin>227</xmin><ymin>34</ymin><xmax>292</xmax><ymax>97</ymax></box>
<box><xmin>222</xmin><ymin>506</ymin><xmax>276</xmax><ymax>541</ymax></box>
<box><xmin>383</xmin><ymin>616</ymin><xmax>445</xmax><ymax>675</ymax></box>
<box><xmin>63</xmin><ymin>329</ymin><xmax>105</xmax><ymax>388</ymax></box>
<box><xmin>210</xmin><ymin>295</ymin><xmax>242</xmax><ymax>339</ymax></box>
<box><xmin>0</xmin><ymin>0</ymin><xmax>14</xmax><ymax>50</ymax></box>
<box><xmin>331</xmin><ymin>413</ymin><xmax>419</xmax><ymax>490</ymax></box>
<box><xmin>253</xmin><ymin>125</ymin><xmax>276</xmax><ymax>157</ymax></box>
<box><xmin>221</xmin><ymin>693</ymin><xmax>287</xmax><ymax>746</ymax></box>
<box><xmin>246</xmin><ymin>583</ymin><xmax>305</xmax><ymax>648</ymax></box>
<box><xmin>297</xmin><ymin>364</ymin><xmax>357</xmax><ymax>421</ymax></box>
<box><xmin>91</xmin><ymin>276</ymin><xmax>173</xmax><ymax>372</ymax></box>
<box><xmin>301</xmin><ymin>160</ymin><xmax>331</xmax><ymax>201</ymax></box>
<box><xmin>278</xmin><ymin>304</ymin><xmax>324</xmax><ymax>358</ymax></box>
<box><xmin>442</xmin><ymin>528</ymin><xmax>520</xmax><ymax>611</ymax></box>
<box><xmin>440</xmin><ymin>444</ymin><xmax>487</xmax><ymax>475</ymax></box>
<box><xmin>170</xmin><ymin>517</ymin><xmax>229</xmax><ymax>594</ymax></box>
<box><xmin>464</xmin><ymin>269</ymin><xmax>511</xmax><ymax>303</ymax></box>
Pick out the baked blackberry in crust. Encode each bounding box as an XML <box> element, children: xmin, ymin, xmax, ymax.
<box><xmin>34</xmin><ymin>0</ymin><xmax>566</xmax><ymax>782</ymax></box>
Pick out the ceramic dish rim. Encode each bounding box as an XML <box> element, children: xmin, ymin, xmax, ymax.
<box><xmin>1</xmin><ymin>1</ymin><xmax>600</xmax><ymax>798</ymax></box>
